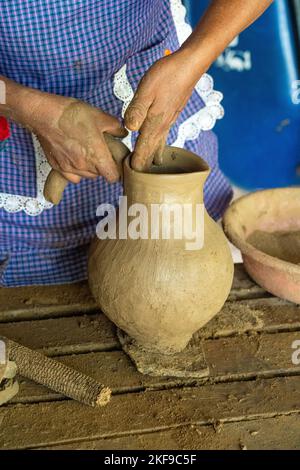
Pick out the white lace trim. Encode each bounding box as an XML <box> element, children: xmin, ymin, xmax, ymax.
<box><xmin>172</xmin><ymin>74</ymin><xmax>224</xmax><ymax>147</ymax></box>
<box><xmin>170</xmin><ymin>0</ymin><xmax>193</xmax><ymax>45</ymax></box>
<box><xmin>170</xmin><ymin>0</ymin><xmax>224</xmax><ymax>145</ymax></box>
<box><xmin>113</xmin><ymin>64</ymin><xmax>134</xmax><ymax>151</ymax></box>
<box><xmin>112</xmin><ymin>0</ymin><xmax>224</xmax><ymax>150</ymax></box>
<box><xmin>0</xmin><ymin>135</ymin><xmax>53</xmax><ymax>216</ymax></box>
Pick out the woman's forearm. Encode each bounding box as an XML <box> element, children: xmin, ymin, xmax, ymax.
<box><xmin>0</xmin><ymin>74</ymin><xmax>127</xmax><ymax>183</ymax></box>
<box><xmin>180</xmin><ymin>0</ymin><xmax>273</xmax><ymax>72</ymax></box>
<box><xmin>125</xmin><ymin>0</ymin><xmax>274</xmax><ymax>169</ymax></box>
<box><xmin>0</xmin><ymin>75</ymin><xmax>43</xmax><ymax>127</ymax></box>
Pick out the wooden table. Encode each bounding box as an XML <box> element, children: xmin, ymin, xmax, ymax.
<box><xmin>0</xmin><ymin>264</ymin><xmax>300</xmax><ymax>450</ymax></box>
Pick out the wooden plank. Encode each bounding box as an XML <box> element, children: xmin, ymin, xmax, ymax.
<box><xmin>39</xmin><ymin>414</ymin><xmax>300</xmax><ymax>450</ymax></box>
<box><xmin>11</xmin><ymin>330</ymin><xmax>300</xmax><ymax>403</ymax></box>
<box><xmin>0</xmin><ymin>265</ymin><xmax>268</xmax><ymax>323</ymax></box>
<box><xmin>1</xmin><ymin>376</ymin><xmax>300</xmax><ymax>449</ymax></box>
<box><xmin>0</xmin><ymin>314</ymin><xmax>118</xmax><ymax>355</ymax></box>
<box><xmin>199</xmin><ymin>297</ymin><xmax>300</xmax><ymax>339</ymax></box>
<box><xmin>0</xmin><ymin>282</ymin><xmax>97</xmax><ymax>322</ymax></box>
<box><xmin>228</xmin><ymin>263</ymin><xmax>268</xmax><ymax>300</ymax></box>
<box><xmin>1</xmin><ymin>297</ymin><xmax>300</xmax><ymax>359</ymax></box>
<box><xmin>232</xmin><ymin>263</ymin><xmax>256</xmax><ymax>290</ymax></box>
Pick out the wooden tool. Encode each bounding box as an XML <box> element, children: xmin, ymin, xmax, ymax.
<box><xmin>1</xmin><ymin>336</ymin><xmax>111</xmax><ymax>407</ymax></box>
<box><xmin>0</xmin><ymin>339</ymin><xmax>18</xmax><ymax>406</ymax></box>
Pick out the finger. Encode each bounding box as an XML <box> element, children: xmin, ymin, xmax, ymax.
<box><xmin>124</xmin><ymin>93</ymin><xmax>153</xmax><ymax>131</ymax></box>
<box><xmin>50</xmin><ymin>152</ymin><xmax>97</xmax><ymax>178</ymax></box>
<box><xmin>93</xmin><ymin>137</ymin><xmax>120</xmax><ymax>183</ymax></box>
<box><xmin>153</xmin><ymin>130</ymin><xmax>169</xmax><ymax>165</ymax></box>
<box><xmin>61</xmin><ymin>172</ymin><xmax>82</xmax><ymax>184</ymax></box>
<box><xmin>100</xmin><ymin>114</ymin><xmax>128</xmax><ymax>138</ymax></box>
<box><xmin>170</xmin><ymin>109</ymin><xmax>181</xmax><ymax>127</ymax></box>
<box><xmin>131</xmin><ymin>108</ymin><xmax>168</xmax><ymax>170</ymax></box>
<box><xmin>132</xmin><ymin>127</ymin><xmax>166</xmax><ymax>171</ymax></box>
<box><xmin>49</xmin><ymin>148</ymin><xmax>99</xmax><ymax>178</ymax></box>
<box><xmin>40</xmin><ymin>140</ymin><xmax>59</xmax><ymax>170</ymax></box>
<box><xmin>74</xmin><ymin>170</ymin><xmax>98</xmax><ymax>179</ymax></box>
<box><xmin>108</xmin><ymin>126</ymin><xmax>128</xmax><ymax>138</ymax></box>
<box><xmin>61</xmin><ymin>169</ymin><xmax>99</xmax><ymax>181</ymax></box>
<box><xmin>151</xmin><ymin>109</ymin><xmax>179</xmax><ymax>167</ymax></box>
<box><xmin>47</xmin><ymin>138</ymin><xmax>97</xmax><ymax>176</ymax></box>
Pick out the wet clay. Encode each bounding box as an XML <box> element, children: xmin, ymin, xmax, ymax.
<box><xmin>88</xmin><ymin>146</ymin><xmax>233</xmax><ymax>355</ymax></box>
<box><xmin>247</xmin><ymin>230</ymin><xmax>300</xmax><ymax>264</ymax></box>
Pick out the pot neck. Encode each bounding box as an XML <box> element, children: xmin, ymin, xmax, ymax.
<box><xmin>123</xmin><ymin>147</ymin><xmax>210</xmax><ymax>205</ymax></box>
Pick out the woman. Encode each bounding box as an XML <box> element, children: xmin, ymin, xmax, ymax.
<box><xmin>0</xmin><ymin>0</ymin><xmax>272</xmax><ymax>286</ymax></box>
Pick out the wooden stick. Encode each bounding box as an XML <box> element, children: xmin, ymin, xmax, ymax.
<box><xmin>1</xmin><ymin>336</ymin><xmax>111</xmax><ymax>407</ymax></box>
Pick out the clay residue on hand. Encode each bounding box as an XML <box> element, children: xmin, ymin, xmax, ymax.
<box><xmin>247</xmin><ymin>230</ymin><xmax>300</xmax><ymax>264</ymax></box>
<box><xmin>131</xmin><ymin>112</ymin><xmax>165</xmax><ymax>171</ymax></box>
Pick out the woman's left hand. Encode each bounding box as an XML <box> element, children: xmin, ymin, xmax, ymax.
<box><xmin>125</xmin><ymin>50</ymin><xmax>202</xmax><ymax>171</ymax></box>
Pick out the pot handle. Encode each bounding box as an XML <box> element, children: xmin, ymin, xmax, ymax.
<box><xmin>43</xmin><ymin>133</ymin><xmax>131</xmax><ymax>205</ymax></box>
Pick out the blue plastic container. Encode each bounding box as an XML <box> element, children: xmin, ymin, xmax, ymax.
<box><xmin>183</xmin><ymin>0</ymin><xmax>300</xmax><ymax>189</ymax></box>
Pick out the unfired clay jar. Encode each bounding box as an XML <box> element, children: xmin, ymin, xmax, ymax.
<box><xmin>88</xmin><ymin>147</ymin><xmax>233</xmax><ymax>354</ymax></box>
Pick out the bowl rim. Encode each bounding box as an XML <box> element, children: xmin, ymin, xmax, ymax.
<box><xmin>223</xmin><ymin>187</ymin><xmax>300</xmax><ymax>276</ymax></box>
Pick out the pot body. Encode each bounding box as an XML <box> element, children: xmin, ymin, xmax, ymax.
<box><xmin>88</xmin><ymin>147</ymin><xmax>233</xmax><ymax>354</ymax></box>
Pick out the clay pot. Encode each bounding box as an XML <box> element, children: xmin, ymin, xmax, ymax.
<box><xmin>223</xmin><ymin>188</ymin><xmax>300</xmax><ymax>303</ymax></box>
<box><xmin>88</xmin><ymin>147</ymin><xmax>233</xmax><ymax>354</ymax></box>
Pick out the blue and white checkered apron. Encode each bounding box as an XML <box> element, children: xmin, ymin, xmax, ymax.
<box><xmin>0</xmin><ymin>0</ymin><xmax>232</xmax><ymax>286</ymax></box>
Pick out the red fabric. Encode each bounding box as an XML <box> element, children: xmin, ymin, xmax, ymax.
<box><xmin>0</xmin><ymin>117</ymin><xmax>10</xmax><ymax>141</ymax></box>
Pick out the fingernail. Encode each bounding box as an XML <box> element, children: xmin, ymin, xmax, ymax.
<box><xmin>131</xmin><ymin>157</ymin><xmax>142</xmax><ymax>172</ymax></box>
<box><xmin>107</xmin><ymin>172</ymin><xmax>120</xmax><ymax>183</ymax></box>
<box><xmin>126</xmin><ymin>114</ymin><xmax>139</xmax><ymax>130</ymax></box>
<box><xmin>133</xmin><ymin>160</ymin><xmax>149</xmax><ymax>172</ymax></box>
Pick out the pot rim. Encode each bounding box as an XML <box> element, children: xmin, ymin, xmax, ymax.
<box><xmin>124</xmin><ymin>145</ymin><xmax>210</xmax><ymax>179</ymax></box>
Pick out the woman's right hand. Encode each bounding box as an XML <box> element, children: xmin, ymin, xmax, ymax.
<box><xmin>19</xmin><ymin>89</ymin><xmax>127</xmax><ymax>184</ymax></box>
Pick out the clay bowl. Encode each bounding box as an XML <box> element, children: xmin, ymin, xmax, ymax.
<box><xmin>223</xmin><ymin>188</ymin><xmax>300</xmax><ymax>303</ymax></box>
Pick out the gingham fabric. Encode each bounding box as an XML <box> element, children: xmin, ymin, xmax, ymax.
<box><xmin>0</xmin><ymin>0</ymin><xmax>232</xmax><ymax>286</ymax></box>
